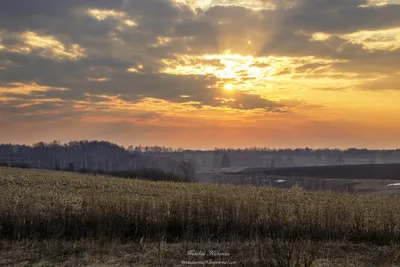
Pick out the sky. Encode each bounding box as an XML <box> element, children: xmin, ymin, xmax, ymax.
<box><xmin>0</xmin><ymin>0</ymin><xmax>400</xmax><ymax>149</ymax></box>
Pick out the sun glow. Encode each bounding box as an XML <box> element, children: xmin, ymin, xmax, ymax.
<box><xmin>161</xmin><ymin>54</ymin><xmax>350</xmax><ymax>91</ymax></box>
<box><xmin>171</xmin><ymin>0</ymin><xmax>277</xmax><ymax>11</ymax></box>
<box><xmin>224</xmin><ymin>83</ymin><xmax>233</xmax><ymax>91</ymax></box>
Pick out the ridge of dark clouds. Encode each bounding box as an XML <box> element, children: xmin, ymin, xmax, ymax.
<box><xmin>285</xmin><ymin>4</ymin><xmax>400</xmax><ymax>34</ymax></box>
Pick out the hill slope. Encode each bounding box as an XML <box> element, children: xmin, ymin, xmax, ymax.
<box><xmin>1</xmin><ymin>167</ymin><xmax>400</xmax><ymax>266</ymax></box>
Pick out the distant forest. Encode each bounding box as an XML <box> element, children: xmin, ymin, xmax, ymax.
<box><xmin>0</xmin><ymin>140</ymin><xmax>196</xmax><ymax>182</ymax></box>
<box><xmin>0</xmin><ymin>140</ymin><xmax>400</xmax><ymax>178</ymax></box>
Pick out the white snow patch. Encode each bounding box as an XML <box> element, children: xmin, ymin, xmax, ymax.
<box><xmin>386</xmin><ymin>183</ymin><xmax>400</xmax><ymax>187</ymax></box>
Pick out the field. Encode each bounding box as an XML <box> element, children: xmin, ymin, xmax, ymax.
<box><xmin>1</xmin><ymin>167</ymin><xmax>400</xmax><ymax>266</ymax></box>
<box><xmin>206</xmin><ymin>174</ymin><xmax>400</xmax><ymax>195</ymax></box>
<box><xmin>210</xmin><ymin>163</ymin><xmax>400</xmax><ymax>195</ymax></box>
<box><xmin>235</xmin><ymin>163</ymin><xmax>400</xmax><ymax>180</ymax></box>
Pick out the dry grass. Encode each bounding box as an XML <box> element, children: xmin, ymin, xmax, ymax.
<box><xmin>1</xmin><ymin>167</ymin><xmax>400</xmax><ymax>266</ymax></box>
<box><xmin>2</xmin><ymin>167</ymin><xmax>400</xmax><ymax>243</ymax></box>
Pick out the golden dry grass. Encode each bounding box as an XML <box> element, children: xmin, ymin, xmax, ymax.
<box><xmin>2</xmin><ymin>167</ymin><xmax>400</xmax><ymax>266</ymax></box>
<box><xmin>1</xmin><ymin>166</ymin><xmax>400</xmax><ymax>244</ymax></box>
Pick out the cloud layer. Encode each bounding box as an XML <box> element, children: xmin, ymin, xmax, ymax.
<box><xmin>1</xmin><ymin>0</ymin><xmax>400</xmax><ymax>148</ymax></box>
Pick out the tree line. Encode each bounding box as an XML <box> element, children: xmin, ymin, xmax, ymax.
<box><xmin>1</xmin><ymin>140</ymin><xmax>399</xmax><ymax>177</ymax></box>
<box><xmin>0</xmin><ymin>140</ymin><xmax>196</xmax><ymax>182</ymax></box>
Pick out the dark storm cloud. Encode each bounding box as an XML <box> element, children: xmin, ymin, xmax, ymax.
<box><xmin>0</xmin><ymin>0</ymin><xmax>186</xmax><ymax>65</ymax></box>
<box><xmin>0</xmin><ymin>0</ymin><xmax>124</xmax><ymax>25</ymax></box>
<box><xmin>223</xmin><ymin>92</ymin><xmax>285</xmax><ymax>111</ymax></box>
<box><xmin>284</xmin><ymin>3</ymin><xmax>400</xmax><ymax>34</ymax></box>
<box><xmin>0</xmin><ymin>50</ymin><xmax>132</xmax><ymax>87</ymax></box>
<box><xmin>0</xmin><ymin>0</ymin><xmax>185</xmax><ymax>35</ymax></box>
<box><xmin>0</xmin><ymin>96</ymin><xmax>162</xmax><ymax>125</ymax></box>
<box><xmin>260</xmin><ymin>0</ymin><xmax>400</xmax><ymax>33</ymax></box>
<box><xmin>0</xmin><ymin>99</ymin><xmax>87</xmax><ymax>124</ymax></box>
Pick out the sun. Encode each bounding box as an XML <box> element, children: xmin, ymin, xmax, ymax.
<box><xmin>224</xmin><ymin>83</ymin><xmax>233</xmax><ymax>91</ymax></box>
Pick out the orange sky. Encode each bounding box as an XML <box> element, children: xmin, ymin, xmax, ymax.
<box><xmin>0</xmin><ymin>0</ymin><xmax>400</xmax><ymax>149</ymax></box>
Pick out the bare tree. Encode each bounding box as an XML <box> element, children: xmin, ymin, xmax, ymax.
<box><xmin>178</xmin><ymin>160</ymin><xmax>195</xmax><ymax>182</ymax></box>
